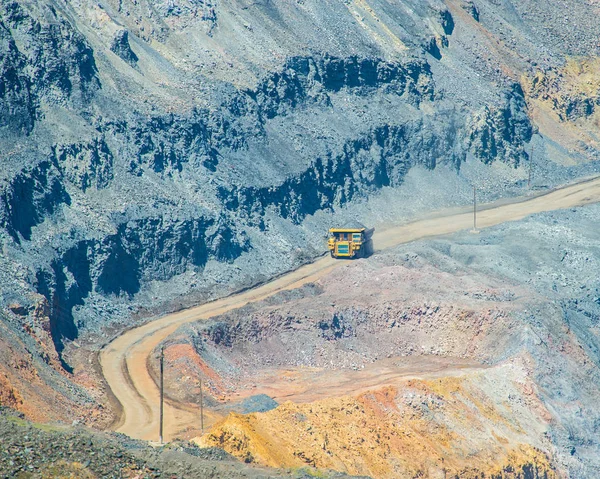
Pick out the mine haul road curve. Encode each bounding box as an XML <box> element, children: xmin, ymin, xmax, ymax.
<box><xmin>100</xmin><ymin>176</ymin><xmax>600</xmax><ymax>442</ymax></box>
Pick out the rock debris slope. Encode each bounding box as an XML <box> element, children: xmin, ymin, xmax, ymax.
<box><xmin>176</xmin><ymin>204</ymin><xmax>600</xmax><ymax>477</ymax></box>
<box><xmin>1</xmin><ymin>0</ymin><xmax>600</xmax><ymax>438</ymax></box>
<box><xmin>0</xmin><ymin>407</ymin><xmax>362</xmax><ymax>479</ymax></box>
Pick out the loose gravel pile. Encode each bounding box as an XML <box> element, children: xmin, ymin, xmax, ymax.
<box><xmin>0</xmin><ymin>408</ymin><xmax>157</xmax><ymax>479</ymax></box>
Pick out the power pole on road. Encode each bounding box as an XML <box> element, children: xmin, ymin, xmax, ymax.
<box><xmin>159</xmin><ymin>345</ymin><xmax>164</xmax><ymax>445</ymax></box>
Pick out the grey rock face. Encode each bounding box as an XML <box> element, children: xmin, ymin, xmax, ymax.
<box><xmin>252</xmin><ymin>55</ymin><xmax>434</xmax><ymax>119</ymax></box>
<box><xmin>1</xmin><ymin>160</ymin><xmax>71</xmax><ymax>243</ymax></box>
<box><xmin>217</xmin><ymin>121</ymin><xmax>447</xmax><ymax>225</ymax></box>
<box><xmin>465</xmin><ymin>84</ymin><xmax>533</xmax><ymax>165</ymax></box>
<box><xmin>0</xmin><ymin>2</ymin><xmax>100</xmax><ymax>109</ymax></box>
<box><xmin>32</xmin><ymin>212</ymin><xmax>250</xmax><ymax>352</ymax></box>
<box><xmin>154</xmin><ymin>0</ymin><xmax>217</xmax><ymax>28</ymax></box>
<box><xmin>461</xmin><ymin>0</ymin><xmax>480</xmax><ymax>22</ymax></box>
<box><xmin>110</xmin><ymin>30</ymin><xmax>138</xmax><ymax>67</ymax></box>
<box><xmin>52</xmin><ymin>138</ymin><xmax>114</xmax><ymax>191</ymax></box>
<box><xmin>0</xmin><ymin>21</ymin><xmax>35</xmax><ymax>135</ymax></box>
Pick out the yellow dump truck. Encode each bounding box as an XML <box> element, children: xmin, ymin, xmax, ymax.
<box><xmin>328</xmin><ymin>222</ymin><xmax>374</xmax><ymax>259</ymax></box>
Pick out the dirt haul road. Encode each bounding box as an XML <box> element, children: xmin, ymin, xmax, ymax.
<box><xmin>100</xmin><ymin>176</ymin><xmax>600</xmax><ymax>442</ymax></box>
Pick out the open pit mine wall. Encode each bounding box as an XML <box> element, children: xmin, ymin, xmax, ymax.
<box><xmin>0</xmin><ymin>0</ymin><xmax>538</xmax><ymax>366</ymax></box>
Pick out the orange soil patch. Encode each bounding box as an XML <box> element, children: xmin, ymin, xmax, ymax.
<box><xmin>164</xmin><ymin>343</ymin><xmax>226</xmax><ymax>397</ymax></box>
<box><xmin>197</xmin><ymin>363</ymin><xmax>557</xmax><ymax>479</ymax></box>
<box><xmin>0</xmin><ymin>369</ymin><xmax>24</xmax><ymax>410</ymax></box>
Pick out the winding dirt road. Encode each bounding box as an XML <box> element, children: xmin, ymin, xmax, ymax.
<box><xmin>100</xmin><ymin>176</ymin><xmax>600</xmax><ymax>442</ymax></box>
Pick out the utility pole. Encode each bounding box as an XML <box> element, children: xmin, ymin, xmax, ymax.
<box><xmin>199</xmin><ymin>378</ymin><xmax>204</xmax><ymax>434</ymax></box>
<box><xmin>528</xmin><ymin>143</ymin><xmax>534</xmax><ymax>189</ymax></box>
<box><xmin>159</xmin><ymin>345</ymin><xmax>164</xmax><ymax>445</ymax></box>
<box><xmin>473</xmin><ymin>186</ymin><xmax>477</xmax><ymax>230</ymax></box>
<box><xmin>470</xmin><ymin>186</ymin><xmax>479</xmax><ymax>234</ymax></box>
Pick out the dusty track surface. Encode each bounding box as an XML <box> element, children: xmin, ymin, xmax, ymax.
<box><xmin>233</xmin><ymin>356</ymin><xmax>486</xmax><ymax>405</ymax></box>
<box><xmin>100</xmin><ymin>176</ymin><xmax>600</xmax><ymax>442</ymax></box>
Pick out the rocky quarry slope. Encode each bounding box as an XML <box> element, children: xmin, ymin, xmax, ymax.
<box><xmin>0</xmin><ymin>406</ymin><xmax>364</xmax><ymax>479</ymax></box>
<box><xmin>2</xmin><ymin>0</ymin><xmax>600</xmax><ymax>477</ymax></box>
<box><xmin>160</xmin><ymin>204</ymin><xmax>600</xmax><ymax>478</ymax></box>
